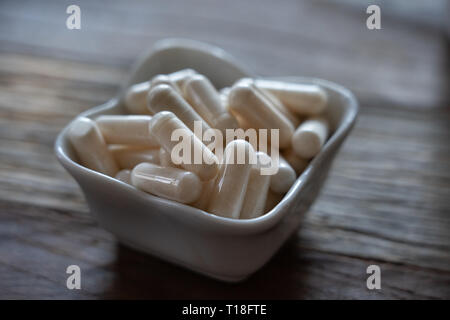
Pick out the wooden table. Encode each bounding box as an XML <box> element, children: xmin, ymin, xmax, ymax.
<box><xmin>0</xmin><ymin>0</ymin><xmax>449</xmax><ymax>299</ymax></box>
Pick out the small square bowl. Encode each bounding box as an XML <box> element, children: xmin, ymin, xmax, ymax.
<box><xmin>55</xmin><ymin>38</ymin><xmax>358</xmax><ymax>282</ymax></box>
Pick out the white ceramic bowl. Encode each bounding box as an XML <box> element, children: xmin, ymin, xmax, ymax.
<box><xmin>55</xmin><ymin>39</ymin><xmax>358</xmax><ymax>282</ymax></box>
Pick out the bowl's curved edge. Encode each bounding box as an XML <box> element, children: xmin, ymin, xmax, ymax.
<box><xmin>54</xmin><ymin>39</ymin><xmax>359</xmax><ymax>237</ymax></box>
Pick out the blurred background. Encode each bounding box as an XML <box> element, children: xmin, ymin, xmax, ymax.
<box><xmin>0</xmin><ymin>0</ymin><xmax>448</xmax><ymax>299</ymax></box>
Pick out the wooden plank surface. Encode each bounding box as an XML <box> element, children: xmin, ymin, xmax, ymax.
<box><xmin>0</xmin><ymin>0</ymin><xmax>449</xmax><ymax>299</ymax></box>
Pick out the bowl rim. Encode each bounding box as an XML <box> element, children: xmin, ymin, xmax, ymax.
<box><xmin>54</xmin><ymin>38</ymin><xmax>359</xmax><ymax>235</ymax></box>
<box><xmin>123</xmin><ymin>38</ymin><xmax>254</xmax><ymax>89</ymax></box>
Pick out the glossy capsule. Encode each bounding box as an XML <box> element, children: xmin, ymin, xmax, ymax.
<box><xmin>150</xmin><ymin>74</ymin><xmax>177</xmax><ymax>90</ymax></box>
<box><xmin>269</xmin><ymin>155</ymin><xmax>297</xmax><ymax>194</ymax></box>
<box><xmin>147</xmin><ymin>84</ymin><xmax>211</xmax><ymax>138</ymax></box>
<box><xmin>292</xmin><ymin>117</ymin><xmax>329</xmax><ymax>159</ymax></box>
<box><xmin>115</xmin><ymin>169</ymin><xmax>132</xmax><ymax>184</ymax></box>
<box><xmin>148</xmin><ymin>111</ymin><xmax>219</xmax><ymax>181</ymax></box>
<box><xmin>282</xmin><ymin>148</ymin><xmax>309</xmax><ymax>175</ymax></box>
<box><xmin>191</xmin><ymin>178</ymin><xmax>216</xmax><ymax>210</ymax></box>
<box><xmin>240</xmin><ymin>152</ymin><xmax>271</xmax><ymax>219</ymax></box>
<box><xmin>183</xmin><ymin>74</ymin><xmax>239</xmax><ymax>134</ymax></box>
<box><xmin>109</xmin><ymin>145</ymin><xmax>160</xmax><ymax>169</ymax></box>
<box><xmin>68</xmin><ymin>117</ymin><xmax>118</xmax><ymax>176</ymax></box>
<box><xmin>222</xmin><ymin>81</ymin><xmax>248</xmax><ymax>128</ymax></box>
<box><xmin>258</xmin><ymin>87</ymin><xmax>301</xmax><ymax>127</ymax></box>
<box><xmin>207</xmin><ymin>140</ymin><xmax>255</xmax><ymax>219</ymax></box>
<box><xmin>168</xmin><ymin>68</ymin><xmax>197</xmax><ymax>91</ymax></box>
<box><xmin>228</xmin><ymin>82</ymin><xmax>294</xmax><ymax>149</ymax></box>
<box><xmin>96</xmin><ymin>115</ymin><xmax>158</xmax><ymax>147</ymax></box>
<box><xmin>159</xmin><ymin>147</ymin><xmax>179</xmax><ymax>168</ymax></box>
<box><xmin>255</xmin><ymin>79</ymin><xmax>328</xmax><ymax>115</ymax></box>
<box><xmin>124</xmin><ymin>81</ymin><xmax>152</xmax><ymax>115</ymax></box>
<box><xmin>219</xmin><ymin>87</ymin><xmax>231</xmax><ymax>109</ymax></box>
<box><xmin>131</xmin><ymin>162</ymin><xmax>201</xmax><ymax>204</ymax></box>
<box><xmin>236</xmin><ymin>78</ymin><xmax>301</xmax><ymax>127</ymax></box>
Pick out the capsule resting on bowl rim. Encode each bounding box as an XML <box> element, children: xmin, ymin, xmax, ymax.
<box><xmin>131</xmin><ymin>162</ymin><xmax>201</xmax><ymax>204</ymax></box>
<box><xmin>68</xmin><ymin>117</ymin><xmax>118</xmax><ymax>176</ymax></box>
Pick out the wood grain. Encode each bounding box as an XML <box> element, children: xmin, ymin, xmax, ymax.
<box><xmin>0</xmin><ymin>0</ymin><xmax>448</xmax><ymax>299</ymax></box>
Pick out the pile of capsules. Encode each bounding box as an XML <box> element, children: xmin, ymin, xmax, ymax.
<box><xmin>68</xmin><ymin>69</ymin><xmax>329</xmax><ymax>220</ymax></box>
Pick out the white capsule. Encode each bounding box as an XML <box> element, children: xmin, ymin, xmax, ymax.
<box><xmin>124</xmin><ymin>81</ymin><xmax>152</xmax><ymax>114</ymax></box>
<box><xmin>191</xmin><ymin>178</ymin><xmax>216</xmax><ymax>210</ymax></box>
<box><xmin>148</xmin><ymin>111</ymin><xmax>219</xmax><ymax>181</ymax></box>
<box><xmin>233</xmin><ymin>77</ymin><xmax>254</xmax><ymax>87</ymax></box>
<box><xmin>115</xmin><ymin>169</ymin><xmax>132</xmax><ymax>184</ymax></box>
<box><xmin>219</xmin><ymin>87</ymin><xmax>231</xmax><ymax>109</ymax></box>
<box><xmin>183</xmin><ymin>74</ymin><xmax>239</xmax><ymax>135</ymax></box>
<box><xmin>147</xmin><ymin>84</ymin><xmax>210</xmax><ymax>138</ymax></box>
<box><xmin>236</xmin><ymin>78</ymin><xmax>301</xmax><ymax>127</ymax></box>
<box><xmin>168</xmin><ymin>68</ymin><xmax>197</xmax><ymax>92</ymax></box>
<box><xmin>240</xmin><ymin>152</ymin><xmax>271</xmax><ymax>219</ymax></box>
<box><xmin>233</xmin><ymin>114</ymin><xmax>252</xmax><ymax>130</ymax></box>
<box><xmin>150</xmin><ymin>74</ymin><xmax>175</xmax><ymax>88</ymax></box>
<box><xmin>258</xmin><ymin>88</ymin><xmax>302</xmax><ymax>127</ymax></box>
<box><xmin>159</xmin><ymin>147</ymin><xmax>180</xmax><ymax>168</ymax></box>
<box><xmin>95</xmin><ymin>115</ymin><xmax>158</xmax><ymax>147</ymax></box>
<box><xmin>68</xmin><ymin>117</ymin><xmax>118</xmax><ymax>176</ymax></box>
<box><xmin>207</xmin><ymin>140</ymin><xmax>255</xmax><ymax>219</ymax></box>
<box><xmin>255</xmin><ymin>79</ymin><xmax>327</xmax><ymax>115</ymax></box>
<box><xmin>292</xmin><ymin>117</ymin><xmax>329</xmax><ymax>159</ymax></box>
<box><xmin>228</xmin><ymin>82</ymin><xmax>294</xmax><ymax>149</ymax></box>
<box><xmin>131</xmin><ymin>162</ymin><xmax>201</xmax><ymax>204</ymax></box>
<box><xmin>150</xmin><ymin>74</ymin><xmax>188</xmax><ymax>98</ymax></box>
<box><xmin>282</xmin><ymin>148</ymin><xmax>309</xmax><ymax>175</ymax></box>
<box><xmin>109</xmin><ymin>145</ymin><xmax>160</xmax><ymax>169</ymax></box>
<box><xmin>269</xmin><ymin>155</ymin><xmax>297</xmax><ymax>194</ymax></box>
<box><xmin>213</xmin><ymin>146</ymin><xmax>225</xmax><ymax>165</ymax></box>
